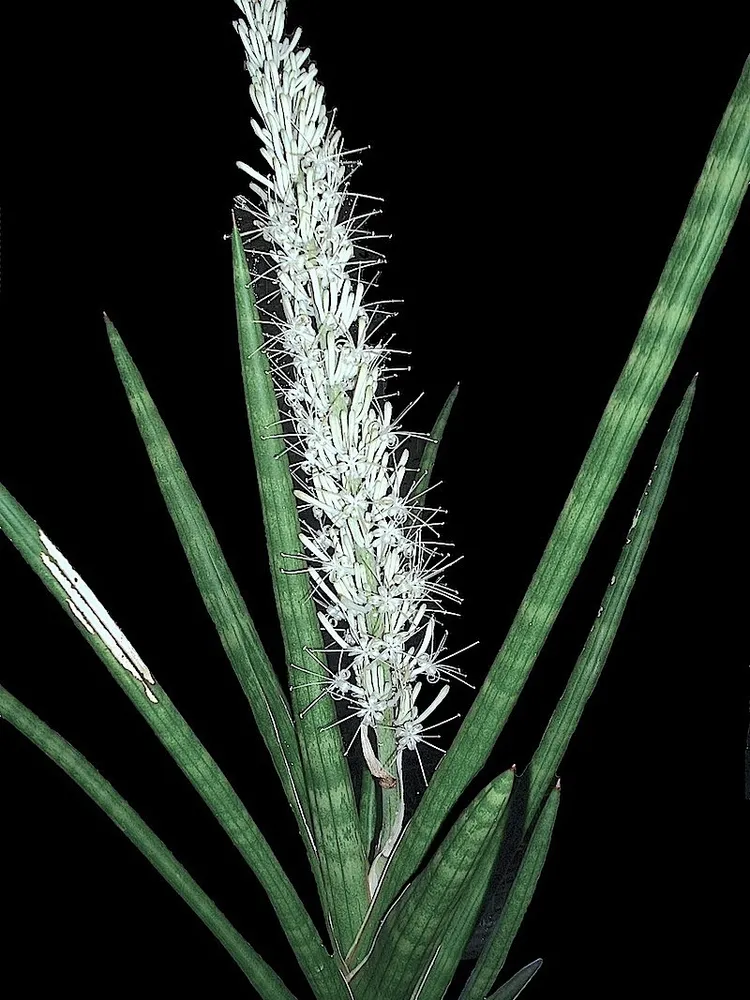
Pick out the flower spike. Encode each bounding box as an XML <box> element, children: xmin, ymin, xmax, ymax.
<box><xmin>233</xmin><ymin>1</ymin><xmax>467</xmax><ymax>806</ymax></box>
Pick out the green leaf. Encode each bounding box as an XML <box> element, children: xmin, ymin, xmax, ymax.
<box><xmin>348</xmin><ymin>769</ymin><xmax>514</xmax><ymax>1000</ymax></box>
<box><xmin>103</xmin><ymin>315</ymin><xmax>316</xmax><ymax>873</ymax></box>
<box><xmin>347</xmin><ymin>54</ymin><xmax>750</xmax><ymax>966</ymax></box>
<box><xmin>410</xmin><ymin>786</ymin><xmax>521</xmax><ymax>1000</ymax></box>
<box><xmin>0</xmin><ymin>486</ymin><xmax>345</xmax><ymax>1000</ymax></box>
<box><xmin>458</xmin><ymin>787</ymin><xmax>559</xmax><ymax>1000</ymax></box>
<box><xmin>522</xmin><ymin>375</ymin><xmax>697</xmax><ymax>828</ymax></box>
<box><xmin>0</xmin><ymin>683</ymin><xmax>297</xmax><ymax>1000</ymax></box>
<box><xmin>232</xmin><ymin>220</ymin><xmax>368</xmax><ymax>953</ymax></box>
<box><xmin>415</xmin><ymin>383</ymin><xmax>460</xmax><ymax>504</ymax></box>
<box><xmin>455</xmin><ymin>375</ymin><xmax>695</xmax><ymax>995</ymax></box>
<box><xmin>486</xmin><ymin>959</ymin><xmax>543</xmax><ymax>1000</ymax></box>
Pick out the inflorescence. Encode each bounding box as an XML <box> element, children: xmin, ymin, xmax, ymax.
<box><xmin>233</xmin><ymin>0</ymin><xmax>474</xmax><ymax>787</ymax></box>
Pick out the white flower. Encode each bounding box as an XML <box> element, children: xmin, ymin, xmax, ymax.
<box><xmin>233</xmin><ymin>0</ymin><xmax>473</xmax><ymax>791</ymax></box>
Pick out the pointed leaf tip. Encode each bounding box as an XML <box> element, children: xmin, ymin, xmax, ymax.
<box><xmin>487</xmin><ymin>958</ymin><xmax>543</xmax><ymax>1000</ymax></box>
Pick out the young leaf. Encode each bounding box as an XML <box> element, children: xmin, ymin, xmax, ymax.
<box><xmin>232</xmin><ymin>221</ymin><xmax>369</xmax><ymax>952</ymax></box>
<box><xmin>411</xmin><ymin>792</ymin><xmax>521</xmax><ymax>1000</ymax></box>
<box><xmin>348</xmin><ymin>769</ymin><xmax>514</xmax><ymax>1000</ymax></box>
<box><xmin>347</xmin><ymin>55</ymin><xmax>750</xmax><ymax>961</ymax></box>
<box><xmin>522</xmin><ymin>375</ymin><xmax>697</xmax><ymax>827</ymax></box>
<box><xmin>415</xmin><ymin>383</ymin><xmax>460</xmax><ymax>504</ymax></box>
<box><xmin>486</xmin><ymin>959</ymin><xmax>543</xmax><ymax>1000</ymax></box>
<box><xmin>0</xmin><ymin>683</ymin><xmax>298</xmax><ymax>1000</ymax></box>
<box><xmin>458</xmin><ymin>786</ymin><xmax>560</xmax><ymax>1000</ymax></box>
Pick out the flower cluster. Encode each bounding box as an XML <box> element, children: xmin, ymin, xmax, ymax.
<box><xmin>233</xmin><ymin>0</ymin><xmax>472</xmax><ymax>785</ymax></box>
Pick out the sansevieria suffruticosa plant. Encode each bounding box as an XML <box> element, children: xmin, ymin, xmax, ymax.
<box><xmin>0</xmin><ymin>3</ymin><xmax>747</xmax><ymax>996</ymax></box>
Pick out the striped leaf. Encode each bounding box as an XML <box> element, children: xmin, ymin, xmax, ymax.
<box><xmin>232</xmin><ymin>221</ymin><xmax>369</xmax><ymax>953</ymax></box>
<box><xmin>522</xmin><ymin>375</ymin><xmax>697</xmax><ymax>828</ymax></box>
<box><xmin>409</xmin><ymin>789</ymin><xmax>522</xmax><ymax>1000</ymax></box>
<box><xmin>103</xmin><ymin>316</ymin><xmax>315</xmax><ymax>876</ymax></box>
<box><xmin>348</xmin><ymin>54</ymin><xmax>750</xmax><ymax>967</ymax></box>
<box><xmin>348</xmin><ymin>769</ymin><xmax>514</xmax><ymax>1000</ymax></box>
<box><xmin>457</xmin><ymin>374</ymin><xmax>696</xmax><ymax>995</ymax></box>
<box><xmin>0</xmin><ymin>485</ymin><xmax>345</xmax><ymax>1000</ymax></box>
<box><xmin>0</xmin><ymin>683</ymin><xmax>296</xmax><ymax>1000</ymax></box>
<box><xmin>458</xmin><ymin>786</ymin><xmax>560</xmax><ymax>1000</ymax></box>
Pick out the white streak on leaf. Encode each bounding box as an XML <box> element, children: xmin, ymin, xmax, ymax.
<box><xmin>39</xmin><ymin>529</ymin><xmax>158</xmax><ymax>704</ymax></box>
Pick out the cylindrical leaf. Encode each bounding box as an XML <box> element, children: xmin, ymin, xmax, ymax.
<box><xmin>523</xmin><ymin>376</ymin><xmax>696</xmax><ymax>826</ymax></box>
<box><xmin>486</xmin><ymin>959</ymin><xmax>543</xmax><ymax>1000</ymax></box>
<box><xmin>349</xmin><ymin>769</ymin><xmax>514</xmax><ymax>1000</ymax></box>
<box><xmin>348</xmin><ymin>55</ymin><xmax>750</xmax><ymax>965</ymax></box>
<box><xmin>459</xmin><ymin>786</ymin><xmax>560</xmax><ymax>1000</ymax></box>
<box><xmin>232</xmin><ymin>223</ymin><xmax>369</xmax><ymax>952</ymax></box>
<box><xmin>0</xmin><ymin>486</ymin><xmax>343</xmax><ymax>1000</ymax></box>
<box><xmin>103</xmin><ymin>315</ymin><xmax>317</xmax><ymax>871</ymax></box>
<box><xmin>0</xmin><ymin>683</ymin><xmax>297</xmax><ymax>1000</ymax></box>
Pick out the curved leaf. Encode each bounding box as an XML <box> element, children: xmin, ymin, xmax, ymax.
<box><xmin>0</xmin><ymin>487</ymin><xmax>344</xmax><ymax>999</ymax></box>
<box><xmin>0</xmin><ymin>683</ymin><xmax>297</xmax><ymax>1000</ymax></box>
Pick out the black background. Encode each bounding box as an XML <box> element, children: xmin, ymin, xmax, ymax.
<box><xmin>0</xmin><ymin>3</ymin><xmax>747</xmax><ymax>997</ymax></box>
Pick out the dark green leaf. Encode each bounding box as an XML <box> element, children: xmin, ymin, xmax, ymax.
<box><xmin>411</xmin><ymin>783</ymin><xmax>522</xmax><ymax>1000</ymax></box>
<box><xmin>0</xmin><ymin>683</ymin><xmax>297</xmax><ymax>1000</ymax></box>
<box><xmin>522</xmin><ymin>376</ymin><xmax>697</xmax><ymax>826</ymax></box>
<box><xmin>103</xmin><ymin>315</ymin><xmax>315</xmax><ymax>872</ymax></box>
<box><xmin>0</xmin><ymin>484</ymin><xmax>344</xmax><ymax>999</ymax></box>
<box><xmin>459</xmin><ymin>787</ymin><xmax>559</xmax><ymax>1000</ymax></box>
<box><xmin>348</xmin><ymin>770</ymin><xmax>514</xmax><ymax>1000</ymax></box>
<box><xmin>415</xmin><ymin>383</ymin><xmax>459</xmax><ymax>505</ymax></box>
<box><xmin>486</xmin><ymin>959</ymin><xmax>543</xmax><ymax>1000</ymax></box>
<box><xmin>348</xmin><ymin>56</ymin><xmax>750</xmax><ymax>966</ymax></box>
